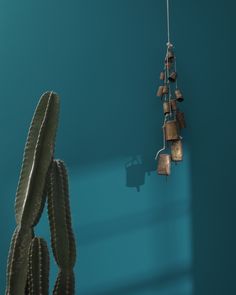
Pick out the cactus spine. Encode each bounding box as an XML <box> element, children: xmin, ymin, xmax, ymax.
<box><xmin>5</xmin><ymin>91</ymin><xmax>76</xmax><ymax>295</ymax></box>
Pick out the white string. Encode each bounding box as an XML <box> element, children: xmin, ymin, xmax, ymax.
<box><xmin>155</xmin><ymin>115</ymin><xmax>168</xmax><ymax>160</ymax></box>
<box><xmin>155</xmin><ymin>0</ymin><xmax>172</xmax><ymax>161</ymax></box>
<box><xmin>166</xmin><ymin>0</ymin><xmax>170</xmax><ymax>45</ymax></box>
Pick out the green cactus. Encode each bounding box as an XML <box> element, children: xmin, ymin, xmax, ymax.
<box><xmin>15</xmin><ymin>91</ymin><xmax>60</xmax><ymax>227</ymax></box>
<box><xmin>5</xmin><ymin>227</ymin><xmax>34</xmax><ymax>295</ymax></box>
<box><xmin>5</xmin><ymin>91</ymin><xmax>76</xmax><ymax>295</ymax></box>
<box><xmin>27</xmin><ymin>237</ymin><xmax>50</xmax><ymax>295</ymax></box>
<box><xmin>53</xmin><ymin>270</ymin><xmax>75</xmax><ymax>295</ymax></box>
<box><xmin>47</xmin><ymin>160</ymin><xmax>76</xmax><ymax>294</ymax></box>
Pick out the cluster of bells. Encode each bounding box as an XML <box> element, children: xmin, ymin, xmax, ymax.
<box><xmin>156</xmin><ymin>44</ymin><xmax>186</xmax><ymax>176</ymax></box>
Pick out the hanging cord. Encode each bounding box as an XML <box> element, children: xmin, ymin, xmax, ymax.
<box><xmin>155</xmin><ymin>115</ymin><xmax>168</xmax><ymax>160</ymax></box>
<box><xmin>166</xmin><ymin>0</ymin><xmax>172</xmax><ymax>116</ymax></box>
<box><xmin>155</xmin><ymin>0</ymin><xmax>173</xmax><ymax>161</ymax></box>
<box><xmin>166</xmin><ymin>0</ymin><xmax>170</xmax><ymax>46</ymax></box>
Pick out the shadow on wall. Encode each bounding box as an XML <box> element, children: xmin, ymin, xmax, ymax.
<box><xmin>83</xmin><ymin>266</ymin><xmax>192</xmax><ymax>295</ymax></box>
<box><xmin>62</xmin><ymin>149</ymin><xmax>192</xmax><ymax>294</ymax></box>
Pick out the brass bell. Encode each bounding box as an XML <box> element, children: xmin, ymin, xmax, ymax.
<box><xmin>176</xmin><ymin>111</ymin><xmax>186</xmax><ymax>129</ymax></box>
<box><xmin>157</xmin><ymin>154</ymin><xmax>171</xmax><ymax>176</ymax></box>
<box><xmin>165</xmin><ymin>61</ymin><xmax>172</xmax><ymax>69</ymax></box>
<box><xmin>165</xmin><ymin>120</ymin><xmax>179</xmax><ymax>141</ymax></box>
<box><xmin>175</xmin><ymin>89</ymin><xmax>184</xmax><ymax>102</ymax></box>
<box><xmin>162</xmin><ymin>85</ymin><xmax>169</xmax><ymax>94</ymax></box>
<box><xmin>163</xmin><ymin>100</ymin><xmax>177</xmax><ymax>114</ymax></box>
<box><xmin>169</xmin><ymin>72</ymin><xmax>177</xmax><ymax>82</ymax></box>
<box><xmin>167</xmin><ymin>49</ymin><xmax>174</xmax><ymax>61</ymax></box>
<box><xmin>171</xmin><ymin>140</ymin><xmax>183</xmax><ymax>161</ymax></box>
<box><xmin>163</xmin><ymin>101</ymin><xmax>170</xmax><ymax>114</ymax></box>
<box><xmin>171</xmin><ymin>99</ymin><xmax>177</xmax><ymax>111</ymax></box>
<box><xmin>157</xmin><ymin>86</ymin><xmax>164</xmax><ymax>97</ymax></box>
<box><xmin>160</xmin><ymin>71</ymin><xmax>165</xmax><ymax>80</ymax></box>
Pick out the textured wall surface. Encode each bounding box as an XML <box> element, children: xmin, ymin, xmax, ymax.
<box><xmin>0</xmin><ymin>1</ymin><xmax>234</xmax><ymax>294</ymax></box>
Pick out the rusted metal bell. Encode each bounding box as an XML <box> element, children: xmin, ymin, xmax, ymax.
<box><xmin>163</xmin><ymin>100</ymin><xmax>177</xmax><ymax>114</ymax></box>
<box><xmin>165</xmin><ymin>120</ymin><xmax>179</xmax><ymax>141</ymax></box>
<box><xmin>169</xmin><ymin>71</ymin><xmax>177</xmax><ymax>82</ymax></box>
<box><xmin>163</xmin><ymin>101</ymin><xmax>170</xmax><ymax>114</ymax></box>
<box><xmin>157</xmin><ymin>154</ymin><xmax>171</xmax><ymax>176</ymax></box>
<box><xmin>160</xmin><ymin>71</ymin><xmax>165</xmax><ymax>80</ymax></box>
<box><xmin>165</xmin><ymin>61</ymin><xmax>172</xmax><ymax>69</ymax></box>
<box><xmin>167</xmin><ymin>50</ymin><xmax>174</xmax><ymax>61</ymax></box>
<box><xmin>171</xmin><ymin>99</ymin><xmax>177</xmax><ymax>111</ymax></box>
<box><xmin>175</xmin><ymin>89</ymin><xmax>184</xmax><ymax>102</ymax></box>
<box><xmin>162</xmin><ymin>85</ymin><xmax>169</xmax><ymax>94</ymax></box>
<box><xmin>157</xmin><ymin>86</ymin><xmax>164</xmax><ymax>97</ymax></box>
<box><xmin>176</xmin><ymin>111</ymin><xmax>186</xmax><ymax>129</ymax></box>
<box><xmin>171</xmin><ymin>140</ymin><xmax>183</xmax><ymax>161</ymax></box>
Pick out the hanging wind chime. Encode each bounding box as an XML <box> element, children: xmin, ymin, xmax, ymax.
<box><xmin>155</xmin><ymin>0</ymin><xmax>186</xmax><ymax>176</ymax></box>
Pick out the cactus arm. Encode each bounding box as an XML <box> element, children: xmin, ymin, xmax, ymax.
<box><xmin>15</xmin><ymin>91</ymin><xmax>60</xmax><ymax>227</ymax></box>
<box><xmin>47</xmin><ymin>160</ymin><xmax>76</xmax><ymax>270</ymax></box>
<box><xmin>47</xmin><ymin>160</ymin><xmax>76</xmax><ymax>294</ymax></box>
<box><xmin>27</xmin><ymin>237</ymin><xmax>49</xmax><ymax>295</ymax></box>
<box><xmin>53</xmin><ymin>270</ymin><xmax>75</xmax><ymax>295</ymax></box>
<box><xmin>5</xmin><ymin>227</ymin><xmax>34</xmax><ymax>295</ymax></box>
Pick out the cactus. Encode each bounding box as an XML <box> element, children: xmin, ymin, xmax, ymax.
<box><xmin>5</xmin><ymin>91</ymin><xmax>76</xmax><ymax>295</ymax></box>
<box><xmin>53</xmin><ymin>270</ymin><xmax>75</xmax><ymax>295</ymax></box>
<box><xmin>15</xmin><ymin>91</ymin><xmax>60</xmax><ymax>227</ymax></box>
<box><xmin>5</xmin><ymin>227</ymin><xmax>34</xmax><ymax>295</ymax></box>
<box><xmin>47</xmin><ymin>160</ymin><xmax>76</xmax><ymax>294</ymax></box>
<box><xmin>27</xmin><ymin>237</ymin><xmax>50</xmax><ymax>295</ymax></box>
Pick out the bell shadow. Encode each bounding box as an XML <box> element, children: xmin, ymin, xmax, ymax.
<box><xmin>125</xmin><ymin>154</ymin><xmax>157</xmax><ymax>192</ymax></box>
<box><xmin>125</xmin><ymin>157</ymin><xmax>145</xmax><ymax>192</ymax></box>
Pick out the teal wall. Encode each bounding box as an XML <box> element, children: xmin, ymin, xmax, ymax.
<box><xmin>0</xmin><ymin>1</ymin><xmax>234</xmax><ymax>294</ymax></box>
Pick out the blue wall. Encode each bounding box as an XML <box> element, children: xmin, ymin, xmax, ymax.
<box><xmin>0</xmin><ymin>0</ymin><xmax>234</xmax><ymax>294</ymax></box>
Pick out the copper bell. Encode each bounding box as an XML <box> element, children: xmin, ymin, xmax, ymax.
<box><xmin>163</xmin><ymin>100</ymin><xmax>177</xmax><ymax>114</ymax></box>
<box><xmin>157</xmin><ymin>86</ymin><xmax>164</xmax><ymax>97</ymax></box>
<box><xmin>169</xmin><ymin>71</ymin><xmax>177</xmax><ymax>82</ymax></box>
<box><xmin>160</xmin><ymin>71</ymin><xmax>165</xmax><ymax>80</ymax></box>
<box><xmin>176</xmin><ymin>111</ymin><xmax>186</xmax><ymax>129</ymax></box>
<box><xmin>162</xmin><ymin>85</ymin><xmax>169</xmax><ymax>94</ymax></box>
<box><xmin>157</xmin><ymin>154</ymin><xmax>171</xmax><ymax>176</ymax></box>
<box><xmin>171</xmin><ymin>99</ymin><xmax>177</xmax><ymax>111</ymax></box>
<box><xmin>165</xmin><ymin>61</ymin><xmax>172</xmax><ymax>69</ymax></box>
<box><xmin>165</xmin><ymin>120</ymin><xmax>179</xmax><ymax>141</ymax></box>
<box><xmin>171</xmin><ymin>140</ymin><xmax>183</xmax><ymax>161</ymax></box>
<box><xmin>163</xmin><ymin>101</ymin><xmax>170</xmax><ymax>114</ymax></box>
<box><xmin>167</xmin><ymin>49</ymin><xmax>174</xmax><ymax>61</ymax></box>
<box><xmin>175</xmin><ymin>89</ymin><xmax>184</xmax><ymax>102</ymax></box>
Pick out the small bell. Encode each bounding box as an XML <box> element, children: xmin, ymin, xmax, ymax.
<box><xmin>175</xmin><ymin>89</ymin><xmax>184</xmax><ymax>102</ymax></box>
<box><xmin>157</xmin><ymin>86</ymin><xmax>164</xmax><ymax>97</ymax></box>
<box><xmin>157</xmin><ymin>154</ymin><xmax>171</xmax><ymax>175</ymax></box>
<box><xmin>169</xmin><ymin>71</ymin><xmax>177</xmax><ymax>82</ymax></box>
<box><xmin>160</xmin><ymin>71</ymin><xmax>165</xmax><ymax>80</ymax></box>
<box><xmin>162</xmin><ymin>85</ymin><xmax>169</xmax><ymax>94</ymax></box>
<box><xmin>163</xmin><ymin>99</ymin><xmax>177</xmax><ymax>114</ymax></box>
<box><xmin>165</xmin><ymin>120</ymin><xmax>179</xmax><ymax>141</ymax></box>
<box><xmin>176</xmin><ymin>111</ymin><xmax>186</xmax><ymax>129</ymax></box>
<box><xmin>167</xmin><ymin>49</ymin><xmax>175</xmax><ymax>61</ymax></box>
<box><xmin>163</xmin><ymin>101</ymin><xmax>171</xmax><ymax>114</ymax></box>
<box><xmin>171</xmin><ymin>140</ymin><xmax>183</xmax><ymax>161</ymax></box>
<box><xmin>171</xmin><ymin>99</ymin><xmax>177</xmax><ymax>111</ymax></box>
<box><xmin>165</xmin><ymin>61</ymin><xmax>172</xmax><ymax>69</ymax></box>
